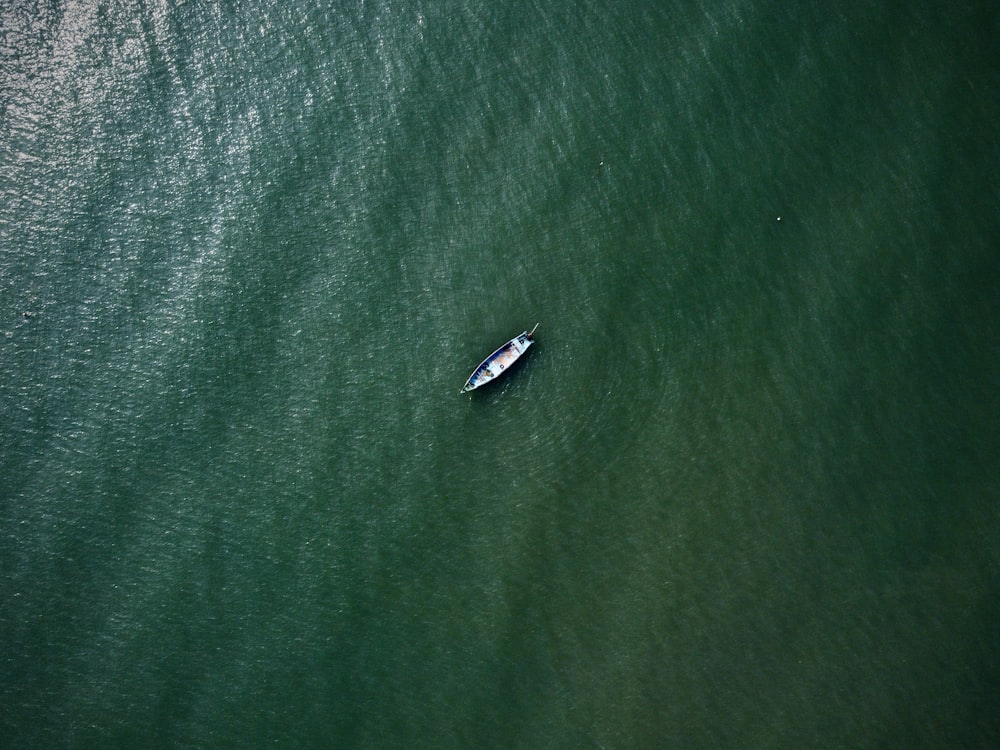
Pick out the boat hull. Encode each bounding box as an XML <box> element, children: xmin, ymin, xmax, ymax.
<box><xmin>461</xmin><ymin>330</ymin><xmax>535</xmax><ymax>393</ymax></box>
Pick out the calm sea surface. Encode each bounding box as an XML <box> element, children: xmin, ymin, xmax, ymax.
<box><xmin>2</xmin><ymin>1</ymin><xmax>998</xmax><ymax>747</ymax></box>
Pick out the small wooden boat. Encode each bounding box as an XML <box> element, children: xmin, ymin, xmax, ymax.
<box><xmin>461</xmin><ymin>324</ymin><xmax>538</xmax><ymax>393</ymax></box>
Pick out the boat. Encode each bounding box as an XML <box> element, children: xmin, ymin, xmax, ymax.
<box><xmin>461</xmin><ymin>324</ymin><xmax>538</xmax><ymax>393</ymax></box>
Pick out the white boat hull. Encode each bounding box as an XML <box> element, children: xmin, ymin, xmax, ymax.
<box><xmin>461</xmin><ymin>326</ymin><xmax>537</xmax><ymax>393</ymax></box>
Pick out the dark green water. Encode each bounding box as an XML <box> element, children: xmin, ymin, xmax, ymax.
<box><xmin>2</xmin><ymin>1</ymin><xmax>998</xmax><ymax>747</ymax></box>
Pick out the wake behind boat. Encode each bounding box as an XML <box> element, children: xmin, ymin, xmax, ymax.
<box><xmin>461</xmin><ymin>324</ymin><xmax>538</xmax><ymax>393</ymax></box>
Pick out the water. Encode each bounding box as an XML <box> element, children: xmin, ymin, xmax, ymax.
<box><xmin>2</xmin><ymin>1</ymin><xmax>998</xmax><ymax>747</ymax></box>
